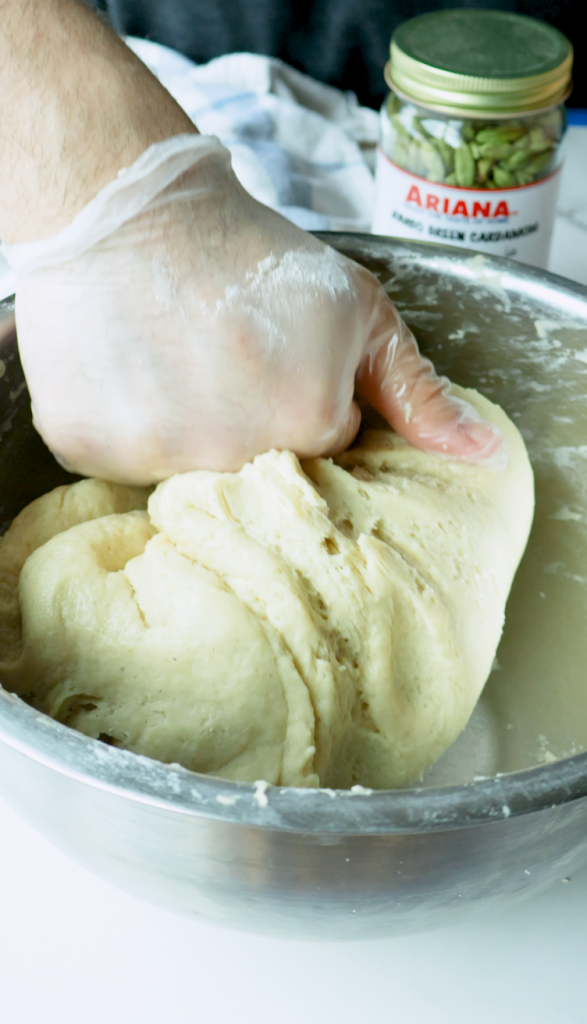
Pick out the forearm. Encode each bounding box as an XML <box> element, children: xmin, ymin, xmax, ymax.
<box><xmin>0</xmin><ymin>0</ymin><xmax>196</xmax><ymax>243</ymax></box>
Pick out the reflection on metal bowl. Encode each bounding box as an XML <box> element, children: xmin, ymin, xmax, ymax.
<box><xmin>2</xmin><ymin>236</ymin><xmax>587</xmax><ymax>939</ymax></box>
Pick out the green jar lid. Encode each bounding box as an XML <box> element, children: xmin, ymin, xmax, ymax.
<box><xmin>386</xmin><ymin>10</ymin><xmax>573</xmax><ymax>117</ymax></box>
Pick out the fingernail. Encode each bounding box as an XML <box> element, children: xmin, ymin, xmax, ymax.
<box><xmin>461</xmin><ymin>420</ymin><xmax>499</xmax><ymax>451</ymax></box>
<box><xmin>460</xmin><ymin>421</ymin><xmax>508</xmax><ymax>469</ymax></box>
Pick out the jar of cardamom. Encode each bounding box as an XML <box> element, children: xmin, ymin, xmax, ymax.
<box><xmin>372</xmin><ymin>10</ymin><xmax>573</xmax><ymax>268</ymax></box>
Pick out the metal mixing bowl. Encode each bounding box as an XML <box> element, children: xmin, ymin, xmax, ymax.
<box><xmin>2</xmin><ymin>235</ymin><xmax>587</xmax><ymax>940</ymax></box>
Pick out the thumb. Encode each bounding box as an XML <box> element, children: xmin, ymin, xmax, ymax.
<box><xmin>356</xmin><ymin>296</ymin><xmax>502</xmax><ymax>463</ymax></box>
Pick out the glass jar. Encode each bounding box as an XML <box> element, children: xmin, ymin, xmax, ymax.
<box><xmin>372</xmin><ymin>10</ymin><xmax>573</xmax><ymax>268</ymax></box>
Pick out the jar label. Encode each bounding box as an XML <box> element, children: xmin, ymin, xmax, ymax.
<box><xmin>372</xmin><ymin>147</ymin><xmax>561</xmax><ymax>269</ymax></box>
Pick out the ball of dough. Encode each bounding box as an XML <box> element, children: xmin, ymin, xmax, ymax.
<box><xmin>0</xmin><ymin>479</ymin><xmax>150</xmax><ymax>660</ymax></box>
<box><xmin>0</xmin><ymin>387</ymin><xmax>534</xmax><ymax>788</ymax></box>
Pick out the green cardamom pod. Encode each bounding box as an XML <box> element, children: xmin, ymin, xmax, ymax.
<box><xmin>525</xmin><ymin>151</ymin><xmax>553</xmax><ymax>176</ymax></box>
<box><xmin>501</xmin><ymin>149</ymin><xmax>533</xmax><ymax>171</ymax></box>
<box><xmin>424</xmin><ymin>139</ymin><xmax>451</xmax><ymax>174</ymax></box>
<box><xmin>527</xmin><ymin>128</ymin><xmax>552</xmax><ymax>154</ymax></box>
<box><xmin>474</xmin><ymin>125</ymin><xmax>525</xmax><ymax>146</ymax></box>
<box><xmin>386</xmin><ymin>92</ymin><xmax>402</xmax><ymax>118</ymax></box>
<box><xmin>473</xmin><ymin>129</ymin><xmax>503</xmax><ymax>147</ymax></box>
<box><xmin>492</xmin><ymin>166</ymin><xmax>516</xmax><ymax>188</ymax></box>
<box><xmin>408</xmin><ymin>139</ymin><xmax>427</xmax><ymax>177</ymax></box>
<box><xmin>420</xmin><ymin>140</ymin><xmax>445</xmax><ymax>183</ymax></box>
<box><xmin>476</xmin><ymin>142</ymin><xmax>512</xmax><ymax>161</ymax></box>
<box><xmin>510</xmin><ymin>136</ymin><xmax>530</xmax><ymax>154</ymax></box>
<box><xmin>515</xmin><ymin>170</ymin><xmax>534</xmax><ymax>186</ymax></box>
<box><xmin>444</xmin><ymin>172</ymin><xmax>457</xmax><ymax>186</ymax></box>
<box><xmin>476</xmin><ymin>158</ymin><xmax>492</xmax><ymax>184</ymax></box>
<box><xmin>412</xmin><ymin>116</ymin><xmax>433</xmax><ymax>140</ymax></box>
<box><xmin>455</xmin><ymin>143</ymin><xmax>475</xmax><ymax>187</ymax></box>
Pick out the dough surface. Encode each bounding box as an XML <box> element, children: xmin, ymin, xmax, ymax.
<box><xmin>0</xmin><ymin>388</ymin><xmax>534</xmax><ymax>788</ymax></box>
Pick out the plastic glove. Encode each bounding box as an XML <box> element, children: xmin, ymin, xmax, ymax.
<box><xmin>2</xmin><ymin>134</ymin><xmax>501</xmax><ymax>485</ymax></box>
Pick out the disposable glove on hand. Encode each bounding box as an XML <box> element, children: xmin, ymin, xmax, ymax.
<box><xmin>2</xmin><ymin>135</ymin><xmax>501</xmax><ymax>484</ymax></box>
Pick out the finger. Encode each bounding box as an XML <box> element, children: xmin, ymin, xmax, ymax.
<box><xmin>356</xmin><ymin>297</ymin><xmax>502</xmax><ymax>463</ymax></box>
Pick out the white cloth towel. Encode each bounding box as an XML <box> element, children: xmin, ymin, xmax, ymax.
<box><xmin>126</xmin><ymin>39</ymin><xmax>379</xmax><ymax>233</ymax></box>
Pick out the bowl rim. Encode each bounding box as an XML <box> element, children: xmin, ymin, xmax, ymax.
<box><xmin>2</xmin><ymin>238</ymin><xmax>587</xmax><ymax>836</ymax></box>
<box><xmin>2</xmin><ymin>684</ymin><xmax>587</xmax><ymax>834</ymax></box>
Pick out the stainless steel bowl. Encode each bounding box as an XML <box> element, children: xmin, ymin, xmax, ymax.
<box><xmin>2</xmin><ymin>235</ymin><xmax>587</xmax><ymax>940</ymax></box>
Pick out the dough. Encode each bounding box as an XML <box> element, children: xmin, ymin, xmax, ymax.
<box><xmin>0</xmin><ymin>388</ymin><xmax>534</xmax><ymax>788</ymax></box>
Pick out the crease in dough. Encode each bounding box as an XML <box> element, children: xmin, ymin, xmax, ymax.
<box><xmin>0</xmin><ymin>386</ymin><xmax>534</xmax><ymax>789</ymax></box>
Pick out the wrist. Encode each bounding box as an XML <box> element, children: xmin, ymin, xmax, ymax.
<box><xmin>1</xmin><ymin>135</ymin><xmax>230</xmax><ymax>276</ymax></box>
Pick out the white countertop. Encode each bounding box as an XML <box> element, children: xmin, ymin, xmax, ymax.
<box><xmin>547</xmin><ymin>124</ymin><xmax>587</xmax><ymax>287</ymax></box>
<box><xmin>1</xmin><ymin>126</ymin><xmax>587</xmax><ymax>1024</ymax></box>
<box><xmin>1</xmin><ymin>789</ymin><xmax>586</xmax><ymax>1024</ymax></box>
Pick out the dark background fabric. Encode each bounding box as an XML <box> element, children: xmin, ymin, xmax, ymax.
<box><xmin>89</xmin><ymin>0</ymin><xmax>583</xmax><ymax>110</ymax></box>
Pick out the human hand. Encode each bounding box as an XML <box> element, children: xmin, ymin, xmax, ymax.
<box><xmin>6</xmin><ymin>135</ymin><xmax>501</xmax><ymax>484</ymax></box>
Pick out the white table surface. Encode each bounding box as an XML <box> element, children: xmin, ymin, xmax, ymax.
<box><xmin>2</xmin><ymin>127</ymin><xmax>587</xmax><ymax>1024</ymax></box>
